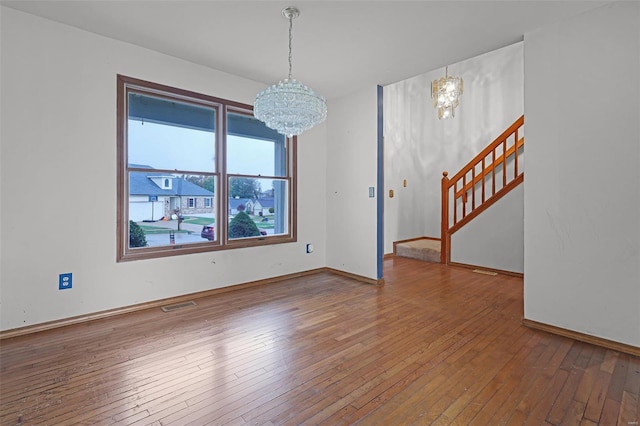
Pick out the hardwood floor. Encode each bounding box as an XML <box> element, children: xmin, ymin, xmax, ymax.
<box><xmin>1</xmin><ymin>256</ymin><xmax>638</xmax><ymax>425</ymax></box>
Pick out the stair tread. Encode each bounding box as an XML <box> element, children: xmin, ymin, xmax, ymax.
<box><xmin>397</xmin><ymin>239</ymin><xmax>441</xmax><ymax>251</ymax></box>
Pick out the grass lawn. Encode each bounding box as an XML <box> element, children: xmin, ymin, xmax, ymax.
<box><xmin>139</xmin><ymin>225</ymin><xmax>189</xmax><ymax>235</ymax></box>
<box><xmin>251</xmin><ymin>215</ymin><xmax>274</xmax><ymax>230</ymax></box>
<box><xmin>183</xmin><ymin>216</ymin><xmax>215</xmax><ymax>225</ymax></box>
<box><xmin>153</xmin><ymin>216</ymin><xmax>272</xmax><ymax>231</ymax></box>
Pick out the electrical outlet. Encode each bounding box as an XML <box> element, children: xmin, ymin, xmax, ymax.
<box><xmin>59</xmin><ymin>273</ymin><xmax>72</xmax><ymax>290</ymax></box>
<box><xmin>306</xmin><ymin>243</ymin><xmax>314</xmax><ymax>254</ymax></box>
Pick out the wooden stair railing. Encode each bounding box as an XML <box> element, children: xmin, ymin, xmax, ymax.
<box><xmin>441</xmin><ymin>115</ymin><xmax>524</xmax><ymax>264</ymax></box>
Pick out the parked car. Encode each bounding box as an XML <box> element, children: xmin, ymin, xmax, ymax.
<box><xmin>201</xmin><ymin>224</ymin><xmax>215</xmax><ymax>240</ymax></box>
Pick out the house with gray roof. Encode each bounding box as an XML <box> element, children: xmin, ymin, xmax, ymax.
<box><xmin>228</xmin><ymin>197</ymin><xmax>255</xmax><ymax>216</ymax></box>
<box><xmin>255</xmin><ymin>198</ymin><xmax>274</xmax><ymax>216</ymax></box>
<box><xmin>129</xmin><ymin>165</ymin><xmax>214</xmax><ymax>221</ymax></box>
<box><xmin>227</xmin><ymin>197</ymin><xmax>276</xmax><ymax>219</ymax></box>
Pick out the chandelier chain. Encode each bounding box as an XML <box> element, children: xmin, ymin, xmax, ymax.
<box><xmin>288</xmin><ymin>13</ymin><xmax>293</xmax><ymax>79</ymax></box>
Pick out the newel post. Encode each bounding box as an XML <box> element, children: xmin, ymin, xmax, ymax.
<box><xmin>441</xmin><ymin>171</ymin><xmax>449</xmax><ymax>264</ymax></box>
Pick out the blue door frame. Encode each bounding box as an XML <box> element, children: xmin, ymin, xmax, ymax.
<box><xmin>377</xmin><ymin>85</ymin><xmax>384</xmax><ymax>280</ymax></box>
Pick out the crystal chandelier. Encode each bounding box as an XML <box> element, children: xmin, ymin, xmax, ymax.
<box><xmin>254</xmin><ymin>6</ymin><xmax>327</xmax><ymax>137</ymax></box>
<box><xmin>431</xmin><ymin>66</ymin><xmax>463</xmax><ymax>120</ymax></box>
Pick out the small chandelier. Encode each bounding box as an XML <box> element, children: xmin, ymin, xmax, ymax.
<box><xmin>254</xmin><ymin>6</ymin><xmax>327</xmax><ymax>137</ymax></box>
<box><xmin>431</xmin><ymin>66</ymin><xmax>463</xmax><ymax>120</ymax></box>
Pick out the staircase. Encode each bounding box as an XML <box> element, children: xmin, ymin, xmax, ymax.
<box><xmin>395</xmin><ymin>115</ymin><xmax>525</xmax><ymax>264</ymax></box>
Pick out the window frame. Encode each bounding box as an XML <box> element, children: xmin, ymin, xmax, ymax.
<box><xmin>117</xmin><ymin>75</ymin><xmax>297</xmax><ymax>262</ymax></box>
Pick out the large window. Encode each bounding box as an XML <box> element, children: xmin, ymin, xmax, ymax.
<box><xmin>117</xmin><ymin>75</ymin><xmax>296</xmax><ymax>261</ymax></box>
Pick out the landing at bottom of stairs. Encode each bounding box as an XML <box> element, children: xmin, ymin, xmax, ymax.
<box><xmin>395</xmin><ymin>238</ymin><xmax>441</xmax><ymax>263</ymax></box>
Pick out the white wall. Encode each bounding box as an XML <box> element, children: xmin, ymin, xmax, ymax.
<box><xmin>524</xmin><ymin>2</ymin><xmax>640</xmax><ymax>347</ymax></box>
<box><xmin>0</xmin><ymin>7</ymin><xmax>327</xmax><ymax>331</ymax></box>
<box><xmin>451</xmin><ymin>184</ymin><xmax>524</xmax><ymax>273</ymax></box>
<box><xmin>326</xmin><ymin>87</ymin><xmax>379</xmax><ymax>279</ymax></box>
<box><xmin>383</xmin><ymin>42</ymin><xmax>524</xmax><ymax>271</ymax></box>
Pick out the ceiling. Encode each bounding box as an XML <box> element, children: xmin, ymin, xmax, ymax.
<box><xmin>1</xmin><ymin>1</ymin><xmax>609</xmax><ymax>100</ymax></box>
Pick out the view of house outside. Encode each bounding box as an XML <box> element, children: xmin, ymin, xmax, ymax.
<box><xmin>127</xmin><ymin>118</ymin><xmax>285</xmax><ymax>248</ymax></box>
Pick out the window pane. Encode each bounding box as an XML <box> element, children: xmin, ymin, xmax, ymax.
<box><xmin>228</xmin><ymin>177</ymin><xmax>288</xmax><ymax>240</ymax></box>
<box><xmin>128</xmin><ymin>172</ymin><xmax>217</xmax><ymax>248</ymax></box>
<box><xmin>128</xmin><ymin>93</ymin><xmax>216</xmax><ymax>172</ymax></box>
<box><xmin>226</xmin><ymin>112</ymin><xmax>286</xmax><ymax>177</ymax></box>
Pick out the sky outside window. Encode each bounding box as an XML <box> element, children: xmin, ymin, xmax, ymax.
<box><xmin>128</xmin><ymin>120</ymin><xmax>276</xmax><ymax>175</ymax></box>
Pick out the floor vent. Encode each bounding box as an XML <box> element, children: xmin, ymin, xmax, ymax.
<box><xmin>472</xmin><ymin>269</ymin><xmax>498</xmax><ymax>276</ymax></box>
<box><xmin>161</xmin><ymin>301</ymin><xmax>196</xmax><ymax>312</ymax></box>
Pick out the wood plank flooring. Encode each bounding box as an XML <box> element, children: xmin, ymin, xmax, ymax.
<box><xmin>1</xmin><ymin>256</ymin><xmax>638</xmax><ymax>425</ymax></box>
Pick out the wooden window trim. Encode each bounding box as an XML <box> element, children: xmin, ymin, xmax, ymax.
<box><xmin>117</xmin><ymin>74</ymin><xmax>297</xmax><ymax>262</ymax></box>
